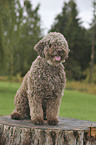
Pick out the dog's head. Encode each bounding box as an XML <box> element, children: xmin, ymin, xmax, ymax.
<box><xmin>34</xmin><ymin>32</ymin><xmax>70</xmax><ymax>66</ymax></box>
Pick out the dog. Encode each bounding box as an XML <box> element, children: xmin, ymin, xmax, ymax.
<box><xmin>11</xmin><ymin>32</ymin><xmax>69</xmax><ymax>125</ymax></box>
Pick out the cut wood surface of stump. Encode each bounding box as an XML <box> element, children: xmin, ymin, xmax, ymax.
<box><xmin>0</xmin><ymin>116</ymin><xmax>96</xmax><ymax>145</ymax></box>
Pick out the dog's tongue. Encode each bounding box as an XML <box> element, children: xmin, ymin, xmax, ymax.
<box><xmin>55</xmin><ymin>56</ymin><xmax>61</xmax><ymax>61</ymax></box>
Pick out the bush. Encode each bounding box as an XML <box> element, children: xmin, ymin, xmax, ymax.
<box><xmin>83</xmin><ymin>65</ymin><xmax>96</xmax><ymax>83</ymax></box>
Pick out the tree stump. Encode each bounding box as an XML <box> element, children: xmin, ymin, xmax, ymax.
<box><xmin>0</xmin><ymin>116</ymin><xmax>96</xmax><ymax>145</ymax></box>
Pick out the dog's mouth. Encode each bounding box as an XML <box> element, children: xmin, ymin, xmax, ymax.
<box><xmin>53</xmin><ymin>55</ymin><xmax>61</xmax><ymax>61</ymax></box>
<box><xmin>53</xmin><ymin>49</ymin><xmax>65</xmax><ymax>62</ymax></box>
<box><xmin>46</xmin><ymin>48</ymin><xmax>67</xmax><ymax>65</ymax></box>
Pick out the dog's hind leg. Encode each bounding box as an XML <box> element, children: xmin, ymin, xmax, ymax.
<box><xmin>11</xmin><ymin>90</ymin><xmax>30</xmax><ymax>120</ymax></box>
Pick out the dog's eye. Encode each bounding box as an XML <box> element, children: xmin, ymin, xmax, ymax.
<box><xmin>49</xmin><ymin>44</ymin><xmax>51</xmax><ymax>47</ymax></box>
<box><xmin>58</xmin><ymin>42</ymin><xmax>62</xmax><ymax>46</ymax></box>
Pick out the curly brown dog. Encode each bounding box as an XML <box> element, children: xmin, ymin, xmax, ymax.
<box><xmin>11</xmin><ymin>32</ymin><xmax>70</xmax><ymax>125</ymax></box>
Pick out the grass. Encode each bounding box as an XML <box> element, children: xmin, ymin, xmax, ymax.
<box><xmin>60</xmin><ymin>90</ymin><xmax>96</xmax><ymax>122</ymax></box>
<box><xmin>0</xmin><ymin>81</ymin><xmax>20</xmax><ymax>115</ymax></box>
<box><xmin>66</xmin><ymin>81</ymin><xmax>96</xmax><ymax>95</ymax></box>
<box><xmin>0</xmin><ymin>81</ymin><xmax>96</xmax><ymax>122</ymax></box>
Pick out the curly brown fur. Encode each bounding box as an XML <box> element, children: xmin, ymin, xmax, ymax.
<box><xmin>11</xmin><ymin>112</ymin><xmax>22</xmax><ymax>120</ymax></box>
<box><xmin>11</xmin><ymin>32</ymin><xmax>70</xmax><ymax>125</ymax></box>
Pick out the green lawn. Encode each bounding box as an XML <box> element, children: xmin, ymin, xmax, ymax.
<box><xmin>60</xmin><ymin>90</ymin><xmax>96</xmax><ymax>122</ymax></box>
<box><xmin>0</xmin><ymin>81</ymin><xmax>96</xmax><ymax>122</ymax></box>
<box><xmin>0</xmin><ymin>81</ymin><xmax>20</xmax><ymax>115</ymax></box>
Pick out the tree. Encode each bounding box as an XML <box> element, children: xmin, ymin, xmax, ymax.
<box><xmin>49</xmin><ymin>0</ymin><xmax>90</xmax><ymax>80</ymax></box>
<box><xmin>89</xmin><ymin>0</ymin><xmax>96</xmax><ymax>83</ymax></box>
<box><xmin>15</xmin><ymin>0</ymin><xmax>42</xmax><ymax>76</ymax></box>
<box><xmin>0</xmin><ymin>0</ymin><xmax>42</xmax><ymax>76</ymax></box>
<box><xmin>0</xmin><ymin>16</ymin><xmax>4</xmax><ymax>66</ymax></box>
<box><xmin>0</xmin><ymin>0</ymin><xmax>17</xmax><ymax>75</ymax></box>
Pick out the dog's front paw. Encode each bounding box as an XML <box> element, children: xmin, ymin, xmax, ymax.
<box><xmin>48</xmin><ymin>119</ymin><xmax>58</xmax><ymax>125</ymax></box>
<box><xmin>32</xmin><ymin>118</ymin><xmax>44</xmax><ymax>125</ymax></box>
<box><xmin>11</xmin><ymin>112</ymin><xmax>22</xmax><ymax>120</ymax></box>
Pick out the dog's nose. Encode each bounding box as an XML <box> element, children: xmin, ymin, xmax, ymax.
<box><xmin>57</xmin><ymin>49</ymin><xmax>62</xmax><ymax>54</ymax></box>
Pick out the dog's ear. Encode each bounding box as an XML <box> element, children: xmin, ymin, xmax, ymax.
<box><xmin>34</xmin><ymin>40</ymin><xmax>45</xmax><ymax>57</ymax></box>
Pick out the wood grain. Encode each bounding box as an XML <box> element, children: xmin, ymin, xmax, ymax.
<box><xmin>0</xmin><ymin>116</ymin><xmax>96</xmax><ymax>145</ymax></box>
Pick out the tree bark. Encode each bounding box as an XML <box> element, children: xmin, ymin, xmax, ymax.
<box><xmin>89</xmin><ymin>0</ymin><xmax>96</xmax><ymax>84</ymax></box>
<box><xmin>89</xmin><ymin>32</ymin><xmax>95</xmax><ymax>84</ymax></box>
<box><xmin>0</xmin><ymin>116</ymin><xmax>96</xmax><ymax>145</ymax></box>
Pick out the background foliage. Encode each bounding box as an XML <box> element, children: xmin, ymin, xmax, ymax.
<box><xmin>0</xmin><ymin>0</ymin><xmax>96</xmax><ymax>83</ymax></box>
<box><xmin>0</xmin><ymin>0</ymin><xmax>42</xmax><ymax>76</ymax></box>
